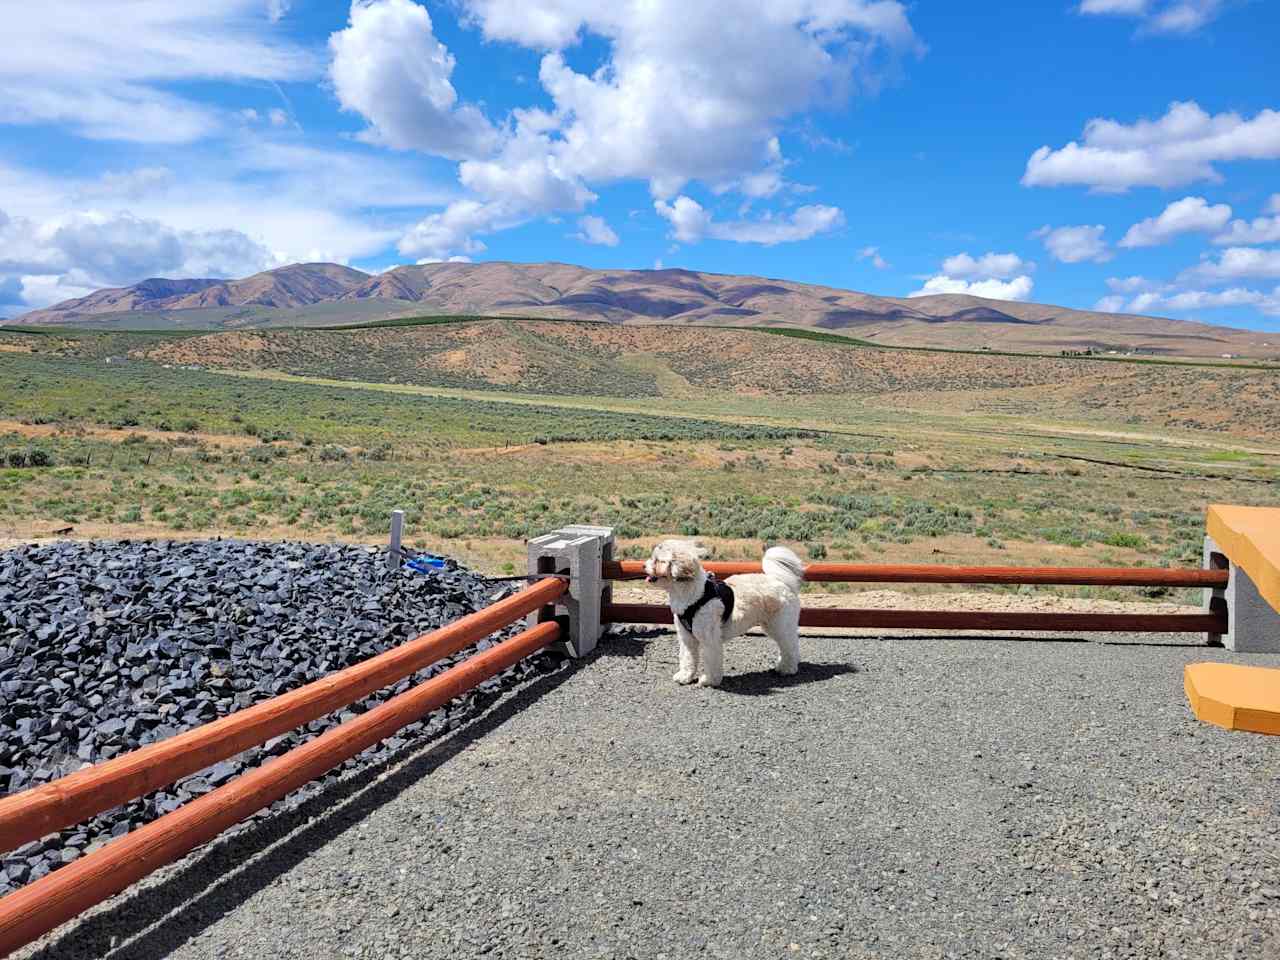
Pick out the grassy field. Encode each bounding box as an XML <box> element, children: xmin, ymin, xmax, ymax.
<box><xmin>2</xmin><ymin>324</ymin><xmax>1277</xmax><ymax>600</ymax></box>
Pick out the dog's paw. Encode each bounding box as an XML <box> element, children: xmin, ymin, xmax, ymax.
<box><xmin>672</xmin><ymin>669</ymin><xmax>697</xmax><ymax>685</ymax></box>
<box><xmin>774</xmin><ymin>659</ymin><xmax>799</xmax><ymax>676</ymax></box>
<box><xmin>696</xmin><ymin>673</ymin><xmax>722</xmax><ymax>688</ymax></box>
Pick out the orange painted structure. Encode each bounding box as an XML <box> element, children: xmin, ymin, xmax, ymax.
<box><xmin>1185</xmin><ymin>662</ymin><xmax>1280</xmax><ymax>736</ymax></box>
<box><xmin>604</xmin><ymin>560</ymin><xmax>1228</xmax><ymax>588</ymax></box>
<box><xmin>604</xmin><ymin>603</ymin><xmax>1227</xmax><ymax>634</ymax></box>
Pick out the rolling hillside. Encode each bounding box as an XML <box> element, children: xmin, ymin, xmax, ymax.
<box><xmin>7</xmin><ymin>319</ymin><xmax>1277</xmax><ymax>439</ymax></box>
<box><xmin>13</xmin><ymin>261</ymin><xmax>1277</xmax><ymax>359</ymax></box>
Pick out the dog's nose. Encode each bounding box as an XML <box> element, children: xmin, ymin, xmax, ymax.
<box><xmin>645</xmin><ymin>575</ymin><xmax>657</xmax><ymax>583</ymax></box>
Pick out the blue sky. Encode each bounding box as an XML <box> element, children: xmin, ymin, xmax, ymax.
<box><xmin>1</xmin><ymin>0</ymin><xmax>1278</xmax><ymax>329</ymax></box>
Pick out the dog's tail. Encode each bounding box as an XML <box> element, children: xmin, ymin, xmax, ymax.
<box><xmin>762</xmin><ymin>546</ymin><xmax>805</xmax><ymax>593</ymax></box>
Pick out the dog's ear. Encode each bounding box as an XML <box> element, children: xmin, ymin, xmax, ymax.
<box><xmin>670</xmin><ymin>553</ymin><xmax>698</xmax><ymax>580</ymax></box>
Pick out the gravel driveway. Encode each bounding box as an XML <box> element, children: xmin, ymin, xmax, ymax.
<box><xmin>19</xmin><ymin>627</ymin><xmax>1280</xmax><ymax>960</ymax></box>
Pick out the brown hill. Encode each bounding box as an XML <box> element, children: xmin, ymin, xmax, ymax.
<box><xmin>13</xmin><ymin>260</ymin><xmax>1277</xmax><ymax>358</ymax></box>
<box><xmin>19</xmin><ymin>263</ymin><xmax>370</xmax><ymax>321</ymax></box>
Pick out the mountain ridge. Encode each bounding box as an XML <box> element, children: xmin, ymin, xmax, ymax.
<box><xmin>11</xmin><ymin>260</ymin><xmax>1276</xmax><ymax>358</ymax></box>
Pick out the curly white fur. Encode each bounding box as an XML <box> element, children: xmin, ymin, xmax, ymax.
<box><xmin>643</xmin><ymin>540</ymin><xmax>804</xmax><ymax>688</ymax></box>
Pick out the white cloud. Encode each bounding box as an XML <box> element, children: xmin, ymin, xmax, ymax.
<box><xmin>416</xmin><ymin>256</ymin><xmax>472</xmax><ymax>264</ymax></box>
<box><xmin>654</xmin><ymin>195</ymin><xmax>844</xmax><ymax>246</ymax></box>
<box><xmin>340</xmin><ymin>0</ymin><xmax>921</xmax><ymax>258</ymax></box>
<box><xmin>858</xmin><ymin>246</ymin><xmax>890</xmax><ymax>270</ymax></box>
<box><xmin>329</xmin><ymin>0</ymin><xmax>499</xmax><ymax>160</ymax></box>
<box><xmin>575</xmin><ymin>215</ymin><xmax>620</xmax><ymax>247</ymax></box>
<box><xmin>1034</xmin><ymin>224</ymin><xmax>1111</xmax><ymax>263</ymax></box>
<box><xmin>1162</xmin><ymin>287</ymin><xmax>1279</xmax><ymax>312</ymax></box>
<box><xmin>1023</xmin><ymin>101</ymin><xmax>1280</xmax><ymax>192</ymax></box>
<box><xmin>1105</xmin><ymin>284</ymin><xmax>1280</xmax><ymax>317</ymax></box>
<box><xmin>1119</xmin><ymin>195</ymin><xmax>1232</xmax><ymax>247</ymax></box>
<box><xmin>1093</xmin><ymin>294</ymin><xmax>1129</xmax><ymax>312</ymax></box>
<box><xmin>1078</xmin><ymin>0</ymin><xmax>1226</xmax><ymax>32</ymax></box>
<box><xmin>0</xmin><ymin>1</ymin><xmax>315</xmax><ymax>143</ymax></box>
<box><xmin>1213</xmin><ymin>196</ymin><xmax>1280</xmax><ymax>245</ymax></box>
<box><xmin>1106</xmin><ymin>275</ymin><xmax>1154</xmax><ymax>294</ymax></box>
<box><xmin>908</xmin><ymin>275</ymin><xmax>1035</xmax><ymax>301</ymax></box>
<box><xmin>940</xmin><ymin>251</ymin><xmax>1032</xmax><ymax>279</ymax></box>
<box><xmin>0</xmin><ymin>142</ymin><xmax>456</xmax><ymax>310</ymax></box>
<box><xmin>1079</xmin><ymin>0</ymin><xmax>1149</xmax><ymax>14</ymax></box>
<box><xmin>267</xmin><ymin>0</ymin><xmax>291</xmax><ymax>22</ymax></box>
<box><xmin>1183</xmin><ymin>247</ymin><xmax>1280</xmax><ymax>282</ymax></box>
<box><xmin>398</xmin><ymin>200</ymin><xmax>505</xmax><ymax>259</ymax></box>
<box><xmin>457</xmin><ymin>0</ymin><xmax>921</xmax><ymax>200</ymax></box>
<box><xmin>0</xmin><ymin>207</ymin><xmax>278</xmax><ymax>294</ymax></box>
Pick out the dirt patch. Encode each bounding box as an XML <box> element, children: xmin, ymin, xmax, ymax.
<box><xmin>0</xmin><ymin>419</ymin><xmax>262</xmax><ymax>449</ymax></box>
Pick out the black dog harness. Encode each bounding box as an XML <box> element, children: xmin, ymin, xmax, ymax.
<box><xmin>677</xmin><ymin>576</ymin><xmax>735</xmax><ymax>632</ymax></box>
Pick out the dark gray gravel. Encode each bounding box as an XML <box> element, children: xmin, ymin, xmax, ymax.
<box><xmin>16</xmin><ymin>625</ymin><xmax>1280</xmax><ymax>960</ymax></box>
<box><xmin>0</xmin><ymin>539</ymin><xmax>559</xmax><ymax>895</ymax></box>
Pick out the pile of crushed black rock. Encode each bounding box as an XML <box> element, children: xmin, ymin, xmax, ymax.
<box><xmin>0</xmin><ymin>539</ymin><xmax>563</xmax><ymax>894</ymax></box>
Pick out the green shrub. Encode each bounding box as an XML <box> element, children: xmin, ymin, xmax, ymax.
<box><xmin>27</xmin><ymin>450</ymin><xmax>52</xmax><ymax>468</ymax></box>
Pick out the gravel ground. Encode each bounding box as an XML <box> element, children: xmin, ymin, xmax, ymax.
<box><xmin>17</xmin><ymin>623</ymin><xmax>1280</xmax><ymax>960</ymax></box>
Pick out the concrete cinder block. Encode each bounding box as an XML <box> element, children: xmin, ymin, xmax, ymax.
<box><xmin>1204</xmin><ymin>535</ymin><xmax>1280</xmax><ymax>653</ymax></box>
<box><xmin>527</xmin><ymin>525</ymin><xmax>615</xmax><ymax>657</ymax></box>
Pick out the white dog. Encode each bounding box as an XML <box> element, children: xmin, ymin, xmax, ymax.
<box><xmin>643</xmin><ymin>540</ymin><xmax>805</xmax><ymax>687</ymax></box>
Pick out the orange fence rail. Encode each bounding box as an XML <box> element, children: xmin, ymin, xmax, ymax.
<box><xmin>603</xmin><ymin>560</ymin><xmax>1228</xmax><ymax>588</ymax></box>
<box><xmin>0</xmin><ymin>576</ymin><xmax>566</xmax><ymax>856</ymax></box>
<box><xmin>0</xmin><ymin>619</ymin><xmax>562</xmax><ymax>957</ymax></box>
<box><xmin>603</xmin><ymin>602</ymin><xmax>1228</xmax><ymax>634</ymax></box>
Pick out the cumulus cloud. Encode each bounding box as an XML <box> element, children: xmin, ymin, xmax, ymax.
<box><xmin>1</xmin><ymin>208</ymin><xmax>277</xmax><ymax>289</ymax></box>
<box><xmin>574</xmin><ymin>215</ymin><xmax>620</xmax><ymax>247</ymax></box>
<box><xmin>266</xmin><ymin>0</ymin><xmax>291</xmax><ymax>22</ymax></box>
<box><xmin>908</xmin><ymin>275</ymin><xmax>1035</xmax><ymax>301</ymax></box>
<box><xmin>1079</xmin><ymin>0</ymin><xmax>1148</xmax><ymax>13</ymax></box>
<box><xmin>329</xmin><ymin>0</ymin><xmax>499</xmax><ymax>159</ymax></box>
<box><xmin>1022</xmin><ymin>101</ymin><xmax>1280</xmax><ymax>192</ymax></box>
<box><xmin>1034</xmin><ymin>224</ymin><xmax>1111</xmax><ymax>263</ymax></box>
<box><xmin>911</xmin><ymin>247</ymin><xmax>1036</xmax><ymax>301</ymax></box>
<box><xmin>340</xmin><ymin>0</ymin><xmax>921</xmax><ymax>257</ymax></box>
<box><xmin>1093</xmin><ymin>294</ymin><xmax>1129</xmax><ymax>313</ymax></box>
<box><xmin>1106</xmin><ymin>275</ymin><xmax>1154</xmax><ymax>294</ymax></box>
<box><xmin>398</xmin><ymin>200</ymin><xmax>506</xmax><ymax>259</ymax></box>
<box><xmin>1119</xmin><ymin>196</ymin><xmax>1232</xmax><ymax>247</ymax></box>
<box><xmin>1213</xmin><ymin>196</ymin><xmax>1280</xmax><ymax>246</ymax></box>
<box><xmin>1182</xmin><ymin>247</ymin><xmax>1280</xmax><ymax>282</ymax></box>
<box><xmin>940</xmin><ymin>251</ymin><xmax>1032</xmax><ymax>279</ymax></box>
<box><xmin>1103</xmin><ymin>284</ymin><xmax>1280</xmax><ymax>317</ymax></box>
<box><xmin>654</xmin><ymin>196</ymin><xmax>844</xmax><ymax>246</ymax></box>
<box><xmin>858</xmin><ymin>246</ymin><xmax>890</xmax><ymax>270</ymax></box>
<box><xmin>508</xmin><ymin>2</ymin><xmax>920</xmax><ymax>198</ymax></box>
<box><xmin>0</xmin><ymin>2</ymin><xmax>315</xmax><ymax>143</ymax></box>
<box><xmin>1078</xmin><ymin>0</ymin><xmax>1226</xmax><ymax>33</ymax></box>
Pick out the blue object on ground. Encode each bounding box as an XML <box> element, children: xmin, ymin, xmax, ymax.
<box><xmin>406</xmin><ymin>554</ymin><xmax>447</xmax><ymax>574</ymax></box>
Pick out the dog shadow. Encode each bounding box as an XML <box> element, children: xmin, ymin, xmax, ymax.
<box><xmin>718</xmin><ymin>661</ymin><xmax>859</xmax><ymax>696</ymax></box>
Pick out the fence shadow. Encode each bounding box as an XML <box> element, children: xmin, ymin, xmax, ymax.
<box><xmin>27</xmin><ymin>658</ymin><xmax>584</xmax><ymax>960</ymax></box>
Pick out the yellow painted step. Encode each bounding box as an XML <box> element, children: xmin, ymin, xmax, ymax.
<box><xmin>1207</xmin><ymin>504</ymin><xmax>1280</xmax><ymax>614</ymax></box>
<box><xmin>1185</xmin><ymin>662</ymin><xmax>1280</xmax><ymax>735</ymax></box>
